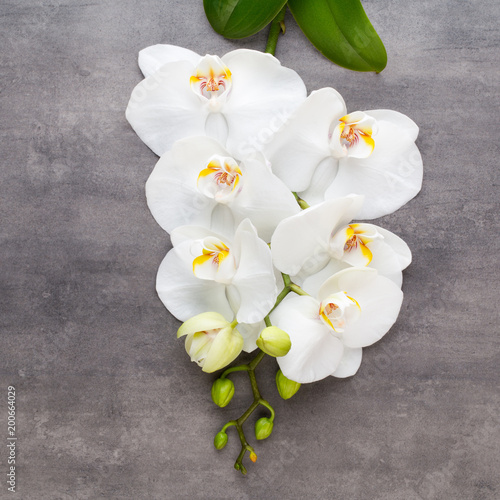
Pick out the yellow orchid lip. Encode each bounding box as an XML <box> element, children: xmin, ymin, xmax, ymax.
<box><xmin>319</xmin><ymin>291</ymin><xmax>361</xmax><ymax>333</ymax></box>
<box><xmin>330</xmin><ymin>111</ymin><xmax>377</xmax><ymax>159</ymax></box>
<box><xmin>192</xmin><ymin>241</ymin><xmax>230</xmax><ymax>273</ymax></box>
<box><xmin>190</xmin><ymin>55</ymin><xmax>232</xmax><ymax>99</ymax></box>
<box><xmin>329</xmin><ymin>223</ymin><xmax>384</xmax><ymax>267</ymax></box>
<box><xmin>197</xmin><ymin>155</ymin><xmax>242</xmax><ymax>202</ymax></box>
<box><xmin>343</xmin><ymin>225</ymin><xmax>373</xmax><ymax>265</ymax></box>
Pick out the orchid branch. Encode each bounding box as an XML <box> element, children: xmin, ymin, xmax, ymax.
<box><xmin>264</xmin><ymin>273</ymin><xmax>309</xmax><ymax>326</ymax></box>
<box><xmin>217</xmin><ymin>349</ymin><xmax>274</xmax><ymax>474</ymax></box>
<box><xmin>265</xmin><ymin>4</ymin><xmax>287</xmax><ymax>56</ymax></box>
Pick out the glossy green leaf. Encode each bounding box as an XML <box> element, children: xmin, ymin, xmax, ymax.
<box><xmin>204</xmin><ymin>0</ymin><xmax>287</xmax><ymax>39</ymax></box>
<box><xmin>288</xmin><ymin>0</ymin><xmax>387</xmax><ymax>72</ymax></box>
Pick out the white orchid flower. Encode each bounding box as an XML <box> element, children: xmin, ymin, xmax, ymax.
<box><xmin>270</xmin><ymin>268</ymin><xmax>403</xmax><ymax>383</ymax></box>
<box><xmin>263</xmin><ymin>88</ymin><xmax>423</xmax><ymax>219</ymax></box>
<box><xmin>156</xmin><ymin>219</ymin><xmax>277</xmax><ymax>351</ymax></box>
<box><xmin>146</xmin><ymin>136</ymin><xmax>300</xmax><ymax>242</ymax></box>
<box><xmin>126</xmin><ymin>44</ymin><xmax>307</xmax><ymax>157</ymax></box>
<box><xmin>271</xmin><ymin>195</ymin><xmax>411</xmax><ymax>290</ymax></box>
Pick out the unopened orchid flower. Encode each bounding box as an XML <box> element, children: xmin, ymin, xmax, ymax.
<box><xmin>264</xmin><ymin>88</ymin><xmax>423</xmax><ymax>219</ymax></box>
<box><xmin>156</xmin><ymin>219</ymin><xmax>276</xmax><ymax>352</ymax></box>
<box><xmin>271</xmin><ymin>195</ymin><xmax>411</xmax><ymax>291</ymax></box>
<box><xmin>146</xmin><ymin>136</ymin><xmax>299</xmax><ymax>242</ymax></box>
<box><xmin>270</xmin><ymin>268</ymin><xmax>403</xmax><ymax>383</ymax></box>
<box><xmin>177</xmin><ymin>312</ymin><xmax>244</xmax><ymax>373</ymax></box>
<box><xmin>126</xmin><ymin>44</ymin><xmax>307</xmax><ymax>157</ymax></box>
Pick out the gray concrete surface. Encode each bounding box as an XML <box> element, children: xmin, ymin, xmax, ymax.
<box><xmin>1</xmin><ymin>0</ymin><xmax>499</xmax><ymax>498</ymax></box>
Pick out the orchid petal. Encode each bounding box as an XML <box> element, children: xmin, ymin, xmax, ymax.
<box><xmin>170</xmin><ymin>225</ymin><xmax>221</xmax><ymax>248</ymax></box>
<box><xmin>365</xmin><ymin>109</ymin><xmax>419</xmax><ymax>143</ymax></box>
<box><xmin>204</xmin><ymin>113</ymin><xmax>229</xmax><ymax>145</ymax></box>
<box><xmin>126</xmin><ymin>61</ymin><xmax>208</xmax><ymax>156</ymax></box>
<box><xmin>361</xmin><ymin>239</ymin><xmax>403</xmax><ymax>287</ymax></box>
<box><xmin>209</xmin><ymin>203</ymin><xmax>237</xmax><ymax>238</ymax></box>
<box><xmin>300</xmin><ymin>259</ymin><xmax>348</xmax><ymax>297</ymax></box>
<box><xmin>318</xmin><ymin>268</ymin><xmax>403</xmax><ymax>348</ymax></box>
<box><xmin>156</xmin><ymin>244</ymin><xmax>234</xmax><ymax>321</ymax></box>
<box><xmin>220</xmin><ymin>50</ymin><xmax>307</xmax><ymax>157</ymax></box>
<box><xmin>271</xmin><ymin>196</ymin><xmax>364</xmax><ymax>276</ymax></box>
<box><xmin>297</xmin><ymin>156</ymin><xmax>338</xmax><ymax>206</ymax></box>
<box><xmin>177</xmin><ymin>312</ymin><xmax>229</xmax><ymax>338</ymax></box>
<box><xmin>264</xmin><ymin>88</ymin><xmax>346</xmax><ymax>191</ymax></box>
<box><xmin>271</xmin><ymin>295</ymin><xmax>344</xmax><ymax>383</ymax></box>
<box><xmin>202</xmin><ymin>326</ymin><xmax>244</xmax><ymax>373</ymax></box>
<box><xmin>231</xmin><ymin>220</ymin><xmax>277</xmax><ymax>323</ymax></box>
<box><xmin>138</xmin><ymin>44</ymin><xmax>201</xmax><ymax>78</ymax></box>
<box><xmin>374</xmin><ymin>226</ymin><xmax>412</xmax><ymax>270</ymax></box>
<box><xmin>230</xmin><ymin>155</ymin><xmax>300</xmax><ymax>242</ymax></box>
<box><xmin>330</xmin><ymin>346</ymin><xmax>363</xmax><ymax>378</ymax></box>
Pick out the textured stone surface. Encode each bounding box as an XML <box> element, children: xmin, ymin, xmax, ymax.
<box><xmin>0</xmin><ymin>0</ymin><xmax>499</xmax><ymax>498</ymax></box>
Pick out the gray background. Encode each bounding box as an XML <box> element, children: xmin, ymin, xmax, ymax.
<box><xmin>1</xmin><ymin>0</ymin><xmax>499</xmax><ymax>498</ymax></box>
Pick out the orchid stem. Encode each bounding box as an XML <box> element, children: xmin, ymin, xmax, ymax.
<box><xmin>220</xmin><ymin>364</ymin><xmax>249</xmax><ymax>379</ymax></box>
<box><xmin>264</xmin><ymin>273</ymin><xmax>309</xmax><ymax>326</ymax></box>
<box><xmin>265</xmin><ymin>5</ymin><xmax>287</xmax><ymax>56</ymax></box>
<box><xmin>290</xmin><ymin>283</ymin><xmax>309</xmax><ymax>296</ymax></box>
<box><xmin>219</xmin><ymin>349</ymin><xmax>274</xmax><ymax>475</ymax></box>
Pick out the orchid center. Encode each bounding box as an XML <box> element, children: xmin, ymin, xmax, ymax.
<box><xmin>192</xmin><ymin>236</ymin><xmax>236</xmax><ymax>283</ymax></box>
<box><xmin>329</xmin><ymin>223</ymin><xmax>383</xmax><ymax>267</ymax></box>
<box><xmin>197</xmin><ymin>155</ymin><xmax>243</xmax><ymax>203</ymax></box>
<box><xmin>330</xmin><ymin>111</ymin><xmax>377</xmax><ymax>159</ymax></box>
<box><xmin>319</xmin><ymin>291</ymin><xmax>361</xmax><ymax>333</ymax></box>
<box><xmin>190</xmin><ymin>55</ymin><xmax>232</xmax><ymax>103</ymax></box>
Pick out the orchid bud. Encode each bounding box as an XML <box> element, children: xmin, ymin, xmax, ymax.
<box><xmin>256</xmin><ymin>326</ymin><xmax>291</xmax><ymax>357</ymax></box>
<box><xmin>177</xmin><ymin>312</ymin><xmax>243</xmax><ymax>373</ymax></box>
<box><xmin>255</xmin><ymin>417</ymin><xmax>274</xmax><ymax>440</ymax></box>
<box><xmin>214</xmin><ymin>431</ymin><xmax>228</xmax><ymax>450</ymax></box>
<box><xmin>211</xmin><ymin>378</ymin><xmax>235</xmax><ymax>408</ymax></box>
<box><xmin>276</xmin><ymin>369</ymin><xmax>301</xmax><ymax>400</ymax></box>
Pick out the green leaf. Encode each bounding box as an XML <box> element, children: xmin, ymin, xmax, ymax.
<box><xmin>204</xmin><ymin>0</ymin><xmax>287</xmax><ymax>39</ymax></box>
<box><xmin>288</xmin><ymin>0</ymin><xmax>387</xmax><ymax>72</ymax></box>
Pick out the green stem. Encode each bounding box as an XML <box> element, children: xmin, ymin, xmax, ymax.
<box><xmin>248</xmin><ymin>350</ymin><xmax>266</xmax><ymax>371</ymax></box>
<box><xmin>218</xmin><ymin>349</ymin><xmax>274</xmax><ymax>475</ymax></box>
<box><xmin>264</xmin><ymin>273</ymin><xmax>294</xmax><ymax>325</ymax></box>
<box><xmin>265</xmin><ymin>4</ymin><xmax>287</xmax><ymax>56</ymax></box>
<box><xmin>221</xmin><ymin>420</ymin><xmax>237</xmax><ymax>433</ymax></box>
<box><xmin>290</xmin><ymin>283</ymin><xmax>309</xmax><ymax>296</ymax></box>
<box><xmin>258</xmin><ymin>399</ymin><xmax>276</xmax><ymax>421</ymax></box>
<box><xmin>220</xmin><ymin>364</ymin><xmax>249</xmax><ymax>379</ymax></box>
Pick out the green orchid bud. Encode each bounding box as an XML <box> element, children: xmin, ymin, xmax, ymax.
<box><xmin>276</xmin><ymin>369</ymin><xmax>301</xmax><ymax>400</ymax></box>
<box><xmin>177</xmin><ymin>312</ymin><xmax>243</xmax><ymax>373</ymax></box>
<box><xmin>256</xmin><ymin>326</ymin><xmax>291</xmax><ymax>357</ymax></box>
<box><xmin>211</xmin><ymin>378</ymin><xmax>235</xmax><ymax>408</ymax></box>
<box><xmin>214</xmin><ymin>431</ymin><xmax>228</xmax><ymax>450</ymax></box>
<box><xmin>255</xmin><ymin>417</ymin><xmax>274</xmax><ymax>440</ymax></box>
